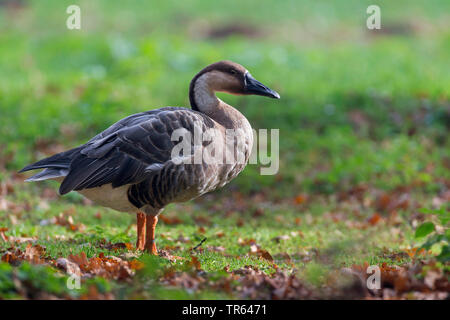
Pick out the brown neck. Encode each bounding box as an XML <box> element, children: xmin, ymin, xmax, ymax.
<box><xmin>189</xmin><ymin>70</ymin><xmax>245</xmax><ymax>129</ymax></box>
<box><xmin>189</xmin><ymin>71</ymin><xmax>203</xmax><ymax>112</ymax></box>
<box><xmin>189</xmin><ymin>71</ymin><xmax>219</xmax><ymax>114</ymax></box>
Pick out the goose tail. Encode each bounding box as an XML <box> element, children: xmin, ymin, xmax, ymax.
<box><xmin>19</xmin><ymin>146</ymin><xmax>82</xmax><ymax>182</ymax></box>
<box><xmin>25</xmin><ymin>168</ymin><xmax>69</xmax><ymax>182</ymax></box>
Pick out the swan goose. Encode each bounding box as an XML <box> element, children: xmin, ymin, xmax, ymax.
<box><xmin>20</xmin><ymin>61</ymin><xmax>280</xmax><ymax>254</ymax></box>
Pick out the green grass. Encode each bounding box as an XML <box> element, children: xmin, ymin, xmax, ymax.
<box><xmin>0</xmin><ymin>0</ymin><xmax>449</xmax><ymax>299</ymax></box>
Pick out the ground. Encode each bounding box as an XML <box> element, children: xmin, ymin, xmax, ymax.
<box><xmin>0</xmin><ymin>0</ymin><xmax>449</xmax><ymax>299</ymax></box>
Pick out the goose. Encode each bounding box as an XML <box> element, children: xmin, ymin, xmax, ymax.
<box><xmin>19</xmin><ymin>61</ymin><xmax>280</xmax><ymax>254</ymax></box>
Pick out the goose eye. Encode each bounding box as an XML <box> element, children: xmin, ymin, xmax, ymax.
<box><xmin>230</xmin><ymin>69</ymin><xmax>237</xmax><ymax>75</ymax></box>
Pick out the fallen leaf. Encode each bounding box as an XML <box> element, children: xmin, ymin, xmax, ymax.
<box><xmin>159</xmin><ymin>214</ymin><xmax>182</xmax><ymax>225</ymax></box>
<box><xmin>368</xmin><ymin>213</ymin><xmax>382</xmax><ymax>226</ymax></box>
<box><xmin>190</xmin><ymin>256</ymin><xmax>202</xmax><ymax>270</ymax></box>
<box><xmin>294</xmin><ymin>194</ymin><xmax>308</xmax><ymax>205</ymax></box>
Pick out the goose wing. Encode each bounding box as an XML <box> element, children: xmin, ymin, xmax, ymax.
<box><xmin>58</xmin><ymin>107</ymin><xmax>215</xmax><ymax>195</ymax></box>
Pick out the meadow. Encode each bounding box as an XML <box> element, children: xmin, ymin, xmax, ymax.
<box><xmin>0</xmin><ymin>0</ymin><xmax>449</xmax><ymax>299</ymax></box>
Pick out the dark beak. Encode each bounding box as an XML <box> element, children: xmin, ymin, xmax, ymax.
<box><xmin>244</xmin><ymin>72</ymin><xmax>280</xmax><ymax>99</ymax></box>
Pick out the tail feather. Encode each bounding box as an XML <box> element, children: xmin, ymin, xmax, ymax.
<box><xmin>19</xmin><ymin>147</ymin><xmax>82</xmax><ymax>173</ymax></box>
<box><xmin>20</xmin><ymin>146</ymin><xmax>83</xmax><ymax>183</ymax></box>
<box><xmin>25</xmin><ymin>168</ymin><xmax>69</xmax><ymax>182</ymax></box>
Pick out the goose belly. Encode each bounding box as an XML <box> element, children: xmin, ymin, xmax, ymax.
<box><xmin>77</xmin><ymin>184</ymin><xmax>136</xmax><ymax>213</ymax></box>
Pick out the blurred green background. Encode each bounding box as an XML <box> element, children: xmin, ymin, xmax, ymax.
<box><xmin>0</xmin><ymin>0</ymin><xmax>449</xmax><ymax>197</ymax></box>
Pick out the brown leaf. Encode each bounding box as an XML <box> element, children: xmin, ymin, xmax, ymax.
<box><xmin>238</xmin><ymin>238</ymin><xmax>257</xmax><ymax>246</ymax></box>
<box><xmin>278</xmin><ymin>252</ymin><xmax>292</xmax><ymax>263</ymax></box>
<box><xmin>367</xmin><ymin>213</ymin><xmax>382</xmax><ymax>226</ymax></box>
<box><xmin>56</xmin><ymin>258</ymin><xmax>81</xmax><ymax>276</ymax></box>
<box><xmin>215</xmin><ymin>231</ymin><xmax>225</xmax><ymax>238</ymax></box>
<box><xmin>193</xmin><ymin>216</ymin><xmax>211</xmax><ymax>226</ymax></box>
<box><xmin>259</xmin><ymin>249</ymin><xmax>274</xmax><ymax>262</ymax></box>
<box><xmin>252</xmin><ymin>208</ymin><xmax>264</xmax><ymax>218</ymax></box>
<box><xmin>0</xmin><ymin>227</ymin><xmax>8</xmax><ymax>241</ymax></box>
<box><xmin>24</xmin><ymin>244</ymin><xmax>46</xmax><ymax>264</ymax></box>
<box><xmin>376</xmin><ymin>192</ymin><xmax>409</xmax><ymax>213</ymax></box>
<box><xmin>68</xmin><ymin>252</ymin><xmax>89</xmax><ymax>267</ymax></box>
<box><xmin>103</xmin><ymin>242</ymin><xmax>133</xmax><ymax>251</ymax></box>
<box><xmin>159</xmin><ymin>214</ymin><xmax>182</xmax><ymax>225</ymax></box>
<box><xmin>190</xmin><ymin>256</ymin><xmax>202</xmax><ymax>270</ymax></box>
<box><xmin>129</xmin><ymin>260</ymin><xmax>144</xmax><ymax>270</ymax></box>
<box><xmin>405</xmin><ymin>248</ymin><xmax>418</xmax><ymax>258</ymax></box>
<box><xmin>1</xmin><ymin>252</ymin><xmax>21</xmax><ymax>265</ymax></box>
<box><xmin>44</xmin><ymin>211</ymin><xmax>85</xmax><ymax>232</ymax></box>
<box><xmin>294</xmin><ymin>194</ymin><xmax>308</xmax><ymax>205</ymax></box>
<box><xmin>198</xmin><ymin>226</ymin><xmax>206</xmax><ymax>234</ymax></box>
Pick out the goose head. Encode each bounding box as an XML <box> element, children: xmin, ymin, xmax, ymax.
<box><xmin>189</xmin><ymin>60</ymin><xmax>280</xmax><ymax>112</ymax></box>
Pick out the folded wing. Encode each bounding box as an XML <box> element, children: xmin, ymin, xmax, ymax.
<box><xmin>20</xmin><ymin>107</ymin><xmax>215</xmax><ymax>195</ymax></box>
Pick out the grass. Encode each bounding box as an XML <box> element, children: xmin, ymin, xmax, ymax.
<box><xmin>0</xmin><ymin>0</ymin><xmax>449</xmax><ymax>299</ymax></box>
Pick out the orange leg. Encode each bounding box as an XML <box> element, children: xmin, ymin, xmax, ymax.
<box><xmin>136</xmin><ymin>212</ymin><xmax>146</xmax><ymax>251</ymax></box>
<box><xmin>144</xmin><ymin>215</ymin><xmax>158</xmax><ymax>255</ymax></box>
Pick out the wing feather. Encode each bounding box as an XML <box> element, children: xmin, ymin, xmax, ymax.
<box><xmin>58</xmin><ymin>107</ymin><xmax>215</xmax><ymax>195</ymax></box>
